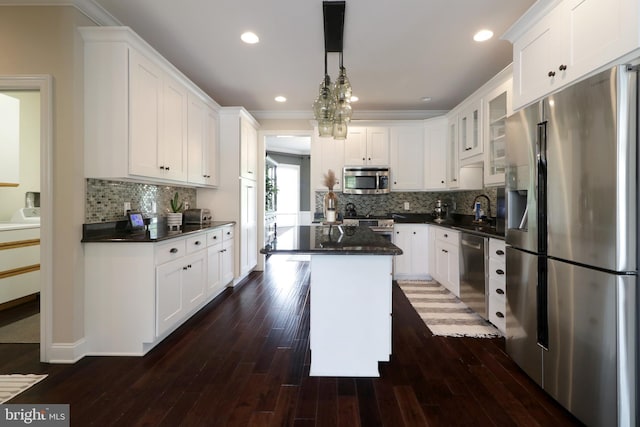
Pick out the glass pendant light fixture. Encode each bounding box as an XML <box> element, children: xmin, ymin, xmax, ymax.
<box><xmin>312</xmin><ymin>1</ymin><xmax>352</xmax><ymax>139</ymax></box>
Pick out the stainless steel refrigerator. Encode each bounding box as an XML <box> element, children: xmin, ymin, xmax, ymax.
<box><xmin>505</xmin><ymin>65</ymin><xmax>638</xmax><ymax>427</ymax></box>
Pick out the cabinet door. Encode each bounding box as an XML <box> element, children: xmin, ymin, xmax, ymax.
<box><xmin>240</xmin><ymin>118</ymin><xmax>257</xmax><ymax>179</ymax></box>
<box><xmin>241</xmin><ymin>180</ymin><xmax>257</xmax><ymax>276</ymax></box>
<box><xmin>161</xmin><ymin>76</ymin><xmax>188</xmax><ymax>181</ymax></box>
<box><xmin>221</xmin><ymin>239</ymin><xmax>234</xmax><ymax>286</ymax></box>
<box><xmin>459</xmin><ymin>101</ymin><xmax>482</xmax><ymax>159</ymax></box>
<box><xmin>446</xmin><ymin>116</ymin><xmax>460</xmax><ymax>188</ymax></box>
<box><xmin>393</xmin><ymin>225</ymin><xmax>412</xmax><ymax>276</ymax></box>
<box><xmin>204</xmin><ymin>106</ymin><xmax>219</xmax><ymax>187</ymax></box>
<box><xmin>187</xmin><ymin>94</ymin><xmax>206</xmax><ymax>185</ymax></box>
<box><xmin>316</xmin><ymin>137</ymin><xmax>344</xmax><ymax>190</ymax></box>
<box><xmin>435</xmin><ymin>240</ymin><xmax>460</xmax><ymax>296</ymax></box>
<box><xmin>207</xmin><ymin>243</ymin><xmax>222</xmax><ymax>296</ymax></box>
<box><xmin>343</xmin><ymin>127</ymin><xmax>368</xmax><ymax>165</ymax></box>
<box><xmin>129</xmin><ymin>50</ymin><xmax>162</xmax><ymax>179</ymax></box>
<box><xmin>512</xmin><ymin>8</ymin><xmax>569</xmax><ymax>109</ymax></box>
<box><xmin>156</xmin><ymin>258</ymin><xmax>184</xmax><ymax>336</ymax></box>
<box><xmin>483</xmin><ymin>80</ymin><xmax>511</xmax><ymax>186</ymax></box>
<box><xmin>424</xmin><ymin>118</ymin><xmax>447</xmax><ymax>190</ymax></box>
<box><xmin>366</xmin><ymin>127</ymin><xmax>390</xmax><ymax>165</ymax></box>
<box><xmin>390</xmin><ymin>126</ymin><xmax>424</xmax><ymax>191</ymax></box>
<box><xmin>182</xmin><ymin>251</ymin><xmax>206</xmax><ymax>311</ymax></box>
<box><xmin>411</xmin><ymin>226</ymin><xmax>429</xmax><ymax>277</ymax></box>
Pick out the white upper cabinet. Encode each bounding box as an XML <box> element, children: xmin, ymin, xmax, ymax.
<box><xmin>240</xmin><ymin>116</ymin><xmax>258</xmax><ymax>180</ymax></box>
<box><xmin>508</xmin><ymin>0</ymin><xmax>640</xmax><ymax>109</ymax></box>
<box><xmin>446</xmin><ymin>115</ymin><xmax>460</xmax><ymax>188</ymax></box>
<box><xmin>187</xmin><ymin>93</ymin><xmax>219</xmax><ymax>187</ymax></box>
<box><xmin>483</xmin><ymin>76</ymin><xmax>512</xmax><ymax>186</ymax></box>
<box><xmin>344</xmin><ymin>126</ymin><xmax>389</xmax><ymax>166</ymax></box>
<box><xmin>0</xmin><ymin>93</ymin><xmax>20</xmax><ymax>186</ymax></box>
<box><xmin>423</xmin><ymin>117</ymin><xmax>448</xmax><ymax>190</ymax></box>
<box><xmin>458</xmin><ymin>98</ymin><xmax>482</xmax><ymax>161</ymax></box>
<box><xmin>81</xmin><ymin>26</ymin><xmax>220</xmax><ymax>187</ymax></box>
<box><xmin>313</xmin><ymin>136</ymin><xmax>344</xmax><ymax>191</ymax></box>
<box><xmin>389</xmin><ymin>125</ymin><xmax>424</xmax><ymax>191</ymax></box>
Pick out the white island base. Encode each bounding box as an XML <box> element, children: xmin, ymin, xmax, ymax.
<box><xmin>309</xmin><ymin>254</ymin><xmax>392</xmax><ymax>377</ymax></box>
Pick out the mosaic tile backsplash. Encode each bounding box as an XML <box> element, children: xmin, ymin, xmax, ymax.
<box><xmin>314</xmin><ymin>187</ymin><xmax>499</xmax><ymax>218</ymax></box>
<box><xmin>86</xmin><ymin>179</ymin><xmax>197</xmax><ymax>223</ymax></box>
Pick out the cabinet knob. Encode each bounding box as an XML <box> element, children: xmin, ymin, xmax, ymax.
<box><xmin>496</xmin><ymin>288</ymin><xmax>505</xmax><ymax>295</ymax></box>
<box><xmin>362</xmin><ymin>157</ymin><xmax>366</xmax><ymax>161</ymax></box>
<box><xmin>444</xmin><ymin>233</ymin><xmax>448</xmax><ymax>238</ymax></box>
<box><xmin>442</xmin><ymin>249</ymin><xmax>448</xmax><ymax>253</ymax></box>
<box><xmin>559</xmin><ymin>64</ymin><xmax>567</xmax><ymax>71</ymax></box>
<box><xmin>183</xmin><ymin>266</ymin><xmax>188</xmax><ymax>270</ymax></box>
<box><xmin>413</xmin><ymin>231</ymin><xmax>416</xmax><ymax>235</ymax></box>
<box><xmin>394</xmin><ymin>181</ymin><xmax>397</xmax><ymax>185</ymax></box>
<box><xmin>441</xmin><ymin>180</ymin><xmax>445</xmax><ymax>184</ymax></box>
<box><xmin>496</xmin><ymin>312</ymin><xmax>505</xmax><ymax>318</ymax></box>
<box><xmin>170</xmin><ymin>248</ymin><xmax>179</xmax><ymax>254</ymax></box>
<box><xmin>548</xmin><ymin>70</ymin><xmax>556</xmax><ymax>77</ymax></box>
<box><xmin>213</xmin><ymin>236</ymin><xmax>217</xmax><ymax>240</ymax></box>
<box><xmin>465</xmin><ymin>147</ymin><xmax>472</xmax><ymax>151</ymax></box>
<box><xmin>496</xmin><ymin>269</ymin><xmax>505</xmax><ymax>275</ymax></box>
<box><xmin>496</xmin><ymin>249</ymin><xmax>505</xmax><ymax>256</ymax></box>
<box><xmin>160</xmin><ymin>166</ymin><xmax>165</xmax><ymax>170</ymax></box>
<box><xmin>195</xmin><ymin>241</ymin><xmax>201</xmax><ymax>246</ymax></box>
<box><xmin>453</xmin><ymin>178</ymin><xmax>457</xmax><ymax>182</ymax></box>
<box><xmin>166</xmin><ymin>166</ymin><xmax>170</xmax><ymax>171</ymax></box>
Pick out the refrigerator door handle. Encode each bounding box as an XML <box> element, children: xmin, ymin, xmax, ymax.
<box><xmin>536</xmin><ymin>121</ymin><xmax>549</xmax><ymax>350</ymax></box>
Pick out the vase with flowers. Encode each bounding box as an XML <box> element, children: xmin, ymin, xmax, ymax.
<box><xmin>323</xmin><ymin>169</ymin><xmax>338</xmax><ymax>223</ymax></box>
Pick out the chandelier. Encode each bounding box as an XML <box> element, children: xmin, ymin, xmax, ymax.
<box><xmin>313</xmin><ymin>1</ymin><xmax>352</xmax><ymax>139</ymax></box>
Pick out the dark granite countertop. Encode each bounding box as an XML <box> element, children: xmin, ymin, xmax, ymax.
<box><xmin>82</xmin><ymin>218</ymin><xmax>235</xmax><ymax>243</ymax></box>
<box><xmin>390</xmin><ymin>212</ymin><xmax>505</xmax><ymax>240</ymax></box>
<box><xmin>261</xmin><ymin>225</ymin><xmax>402</xmax><ymax>255</ymax></box>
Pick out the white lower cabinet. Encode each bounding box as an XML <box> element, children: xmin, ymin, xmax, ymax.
<box><xmin>84</xmin><ymin>224</ymin><xmax>234</xmax><ymax>356</ymax></box>
<box><xmin>431</xmin><ymin>227</ymin><xmax>460</xmax><ymax>296</ymax></box>
<box><xmin>487</xmin><ymin>238</ymin><xmax>506</xmax><ymax>332</ymax></box>
<box><xmin>393</xmin><ymin>224</ymin><xmax>429</xmax><ymax>280</ymax></box>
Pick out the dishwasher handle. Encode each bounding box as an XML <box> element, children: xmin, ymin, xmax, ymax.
<box><xmin>461</xmin><ymin>239</ymin><xmax>483</xmax><ymax>250</ymax></box>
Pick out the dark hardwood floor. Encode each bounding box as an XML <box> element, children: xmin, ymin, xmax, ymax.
<box><xmin>0</xmin><ymin>256</ymin><xmax>583</xmax><ymax>426</ymax></box>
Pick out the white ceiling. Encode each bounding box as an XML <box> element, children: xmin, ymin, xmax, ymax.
<box><xmin>79</xmin><ymin>0</ymin><xmax>536</xmax><ymax>119</ymax></box>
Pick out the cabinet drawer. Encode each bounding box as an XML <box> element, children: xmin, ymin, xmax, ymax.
<box><xmin>186</xmin><ymin>234</ymin><xmax>206</xmax><ymax>254</ymax></box>
<box><xmin>155</xmin><ymin>239</ymin><xmax>186</xmax><ymax>265</ymax></box>
<box><xmin>433</xmin><ymin>227</ymin><xmax>458</xmax><ymax>243</ymax></box>
<box><xmin>489</xmin><ymin>239</ymin><xmax>506</xmax><ymax>261</ymax></box>
<box><xmin>222</xmin><ymin>225</ymin><xmax>234</xmax><ymax>241</ymax></box>
<box><xmin>488</xmin><ymin>277</ymin><xmax>506</xmax><ymax>302</ymax></box>
<box><xmin>206</xmin><ymin>228</ymin><xmax>223</xmax><ymax>246</ymax></box>
<box><xmin>488</xmin><ymin>293</ymin><xmax>506</xmax><ymax>332</ymax></box>
<box><xmin>489</xmin><ymin>257</ymin><xmax>506</xmax><ymax>281</ymax></box>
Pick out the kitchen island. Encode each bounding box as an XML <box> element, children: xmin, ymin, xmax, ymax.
<box><xmin>261</xmin><ymin>225</ymin><xmax>402</xmax><ymax>377</ymax></box>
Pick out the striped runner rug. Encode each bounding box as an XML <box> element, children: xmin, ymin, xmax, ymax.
<box><xmin>0</xmin><ymin>374</ymin><xmax>47</xmax><ymax>403</ymax></box>
<box><xmin>398</xmin><ymin>280</ymin><xmax>502</xmax><ymax>338</ymax></box>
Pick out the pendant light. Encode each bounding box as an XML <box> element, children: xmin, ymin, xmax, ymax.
<box><xmin>312</xmin><ymin>1</ymin><xmax>352</xmax><ymax>139</ymax></box>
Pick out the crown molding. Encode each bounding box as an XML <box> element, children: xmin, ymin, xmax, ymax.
<box><xmin>250</xmin><ymin>109</ymin><xmax>449</xmax><ymax>121</ymax></box>
<box><xmin>0</xmin><ymin>0</ymin><xmax>121</xmax><ymax>25</ymax></box>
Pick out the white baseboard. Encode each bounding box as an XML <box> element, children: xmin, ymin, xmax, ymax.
<box><xmin>46</xmin><ymin>338</ymin><xmax>87</xmax><ymax>364</ymax></box>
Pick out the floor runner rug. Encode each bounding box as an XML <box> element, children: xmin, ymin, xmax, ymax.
<box><xmin>0</xmin><ymin>374</ymin><xmax>47</xmax><ymax>403</ymax></box>
<box><xmin>397</xmin><ymin>280</ymin><xmax>502</xmax><ymax>338</ymax></box>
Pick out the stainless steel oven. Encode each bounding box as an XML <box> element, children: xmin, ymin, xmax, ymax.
<box><xmin>343</xmin><ymin>218</ymin><xmax>394</xmax><ymax>242</ymax></box>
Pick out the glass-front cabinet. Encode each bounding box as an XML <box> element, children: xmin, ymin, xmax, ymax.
<box><xmin>265</xmin><ymin>155</ymin><xmax>278</xmax><ymax>246</ymax></box>
<box><xmin>483</xmin><ymin>78</ymin><xmax>511</xmax><ymax>186</ymax></box>
<box><xmin>446</xmin><ymin>115</ymin><xmax>459</xmax><ymax>188</ymax></box>
<box><xmin>459</xmin><ymin>100</ymin><xmax>482</xmax><ymax>160</ymax></box>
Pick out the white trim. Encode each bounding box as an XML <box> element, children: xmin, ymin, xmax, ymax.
<box><xmin>250</xmin><ymin>109</ymin><xmax>449</xmax><ymax>121</ymax></box>
<box><xmin>0</xmin><ymin>75</ymin><xmax>53</xmax><ymax>363</ymax></box>
<box><xmin>501</xmin><ymin>0</ymin><xmax>563</xmax><ymax>43</ymax></box>
<box><xmin>47</xmin><ymin>338</ymin><xmax>87</xmax><ymax>364</ymax></box>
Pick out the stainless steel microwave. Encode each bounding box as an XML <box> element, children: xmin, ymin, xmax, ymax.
<box><xmin>342</xmin><ymin>167</ymin><xmax>390</xmax><ymax>194</ymax></box>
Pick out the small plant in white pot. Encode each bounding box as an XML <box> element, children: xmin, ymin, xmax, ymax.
<box><xmin>167</xmin><ymin>192</ymin><xmax>184</xmax><ymax>230</ymax></box>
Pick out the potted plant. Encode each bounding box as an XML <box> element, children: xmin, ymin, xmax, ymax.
<box><xmin>167</xmin><ymin>191</ymin><xmax>184</xmax><ymax>230</ymax></box>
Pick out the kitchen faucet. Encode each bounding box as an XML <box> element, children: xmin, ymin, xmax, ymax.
<box><xmin>471</xmin><ymin>194</ymin><xmax>492</xmax><ymax>222</ymax></box>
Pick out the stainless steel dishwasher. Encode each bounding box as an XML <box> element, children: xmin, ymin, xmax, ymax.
<box><xmin>459</xmin><ymin>233</ymin><xmax>488</xmax><ymax>319</ymax></box>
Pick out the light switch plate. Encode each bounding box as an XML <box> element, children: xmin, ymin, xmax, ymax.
<box><xmin>403</xmin><ymin>202</ymin><xmax>410</xmax><ymax>210</ymax></box>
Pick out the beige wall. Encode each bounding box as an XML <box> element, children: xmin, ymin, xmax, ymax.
<box><xmin>0</xmin><ymin>91</ymin><xmax>40</xmax><ymax>221</ymax></box>
<box><xmin>0</xmin><ymin>6</ymin><xmax>96</xmax><ymax>344</ymax></box>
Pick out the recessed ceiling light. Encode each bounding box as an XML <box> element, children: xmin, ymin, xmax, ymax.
<box><xmin>350</xmin><ymin>95</ymin><xmax>359</xmax><ymax>102</ymax></box>
<box><xmin>473</xmin><ymin>29</ymin><xmax>494</xmax><ymax>42</ymax></box>
<box><xmin>274</xmin><ymin>95</ymin><xmax>286</xmax><ymax>102</ymax></box>
<box><xmin>421</xmin><ymin>96</ymin><xmax>432</xmax><ymax>102</ymax></box>
<box><xmin>241</xmin><ymin>31</ymin><xmax>259</xmax><ymax>44</ymax></box>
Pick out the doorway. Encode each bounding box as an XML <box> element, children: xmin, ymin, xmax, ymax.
<box><xmin>276</xmin><ymin>164</ymin><xmax>300</xmax><ymax>228</ymax></box>
<box><xmin>0</xmin><ymin>76</ymin><xmax>53</xmax><ymax>362</ymax></box>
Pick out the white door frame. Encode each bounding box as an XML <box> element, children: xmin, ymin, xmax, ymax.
<box><xmin>0</xmin><ymin>75</ymin><xmax>53</xmax><ymax>362</ymax></box>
